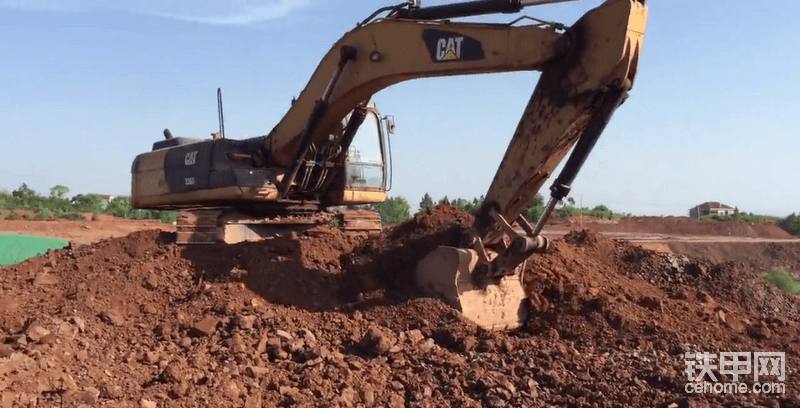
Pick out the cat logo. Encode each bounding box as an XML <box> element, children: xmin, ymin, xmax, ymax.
<box><xmin>422</xmin><ymin>29</ymin><xmax>485</xmax><ymax>64</ymax></box>
<box><xmin>436</xmin><ymin>37</ymin><xmax>464</xmax><ymax>61</ymax></box>
<box><xmin>184</xmin><ymin>151</ymin><xmax>198</xmax><ymax>166</ymax></box>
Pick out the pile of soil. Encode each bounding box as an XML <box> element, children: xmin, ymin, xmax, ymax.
<box><xmin>1</xmin><ymin>204</ymin><xmax>799</xmax><ymax>407</ymax></box>
<box><xmin>571</xmin><ymin>216</ymin><xmax>794</xmax><ymax>239</ymax></box>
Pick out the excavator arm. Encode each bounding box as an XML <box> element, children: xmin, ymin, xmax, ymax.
<box><xmin>269</xmin><ymin>0</ymin><xmax>646</xmax><ymax>284</ymax></box>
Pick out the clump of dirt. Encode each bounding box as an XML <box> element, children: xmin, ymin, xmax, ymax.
<box><xmin>1</xmin><ymin>205</ymin><xmax>799</xmax><ymax>407</ymax></box>
<box><xmin>341</xmin><ymin>203</ymin><xmax>474</xmax><ymax>299</ymax></box>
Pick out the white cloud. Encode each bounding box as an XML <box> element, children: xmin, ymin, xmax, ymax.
<box><xmin>0</xmin><ymin>0</ymin><xmax>311</xmax><ymax>25</ymax></box>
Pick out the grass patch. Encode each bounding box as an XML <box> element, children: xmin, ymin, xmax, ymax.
<box><xmin>762</xmin><ymin>269</ymin><xmax>800</xmax><ymax>295</ymax></box>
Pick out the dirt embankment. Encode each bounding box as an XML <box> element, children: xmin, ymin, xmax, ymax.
<box><xmin>1</xmin><ymin>204</ymin><xmax>799</xmax><ymax>407</ymax></box>
<box><xmin>567</xmin><ymin>215</ymin><xmax>794</xmax><ymax>239</ymax></box>
<box><xmin>0</xmin><ymin>213</ymin><xmax>175</xmax><ymax>244</ymax></box>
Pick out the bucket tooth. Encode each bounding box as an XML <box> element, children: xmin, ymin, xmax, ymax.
<box><xmin>416</xmin><ymin>246</ymin><xmax>527</xmax><ymax>331</ymax></box>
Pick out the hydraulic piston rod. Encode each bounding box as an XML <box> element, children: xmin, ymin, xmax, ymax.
<box><xmin>397</xmin><ymin>0</ymin><xmax>579</xmax><ymax>20</ymax></box>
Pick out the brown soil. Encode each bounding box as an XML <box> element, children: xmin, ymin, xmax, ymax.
<box><xmin>0</xmin><ymin>211</ymin><xmax>175</xmax><ymax>244</ymax></box>
<box><xmin>1</xmin><ymin>204</ymin><xmax>799</xmax><ymax>407</ymax></box>
<box><xmin>565</xmin><ymin>215</ymin><xmax>794</xmax><ymax>239</ymax></box>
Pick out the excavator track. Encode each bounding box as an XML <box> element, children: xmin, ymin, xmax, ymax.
<box><xmin>175</xmin><ymin>208</ymin><xmax>382</xmax><ymax>245</ymax></box>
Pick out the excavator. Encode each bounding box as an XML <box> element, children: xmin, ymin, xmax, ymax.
<box><xmin>131</xmin><ymin>0</ymin><xmax>647</xmax><ymax>330</ymax></box>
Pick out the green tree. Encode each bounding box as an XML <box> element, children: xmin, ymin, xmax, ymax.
<box><xmin>0</xmin><ymin>191</ymin><xmax>14</xmax><ymax>210</ymax></box>
<box><xmin>72</xmin><ymin>194</ymin><xmax>104</xmax><ymax>213</ymax></box>
<box><xmin>590</xmin><ymin>204</ymin><xmax>613</xmax><ymax>219</ymax></box>
<box><xmin>556</xmin><ymin>204</ymin><xmax>579</xmax><ymax>218</ymax></box>
<box><xmin>12</xmin><ymin>183</ymin><xmax>38</xmax><ymax>208</ymax></box>
<box><xmin>371</xmin><ymin>196</ymin><xmax>411</xmax><ymax>224</ymax></box>
<box><xmin>105</xmin><ymin>196</ymin><xmax>134</xmax><ymax>218</ymax></box>
<box><xmin>419</xmin><ymin>193</ymin><xmax>434</xmax><ymax>212</ymax></box>
<box><xmin>49</xmin><ymin>185</ymin><xmax>70</xmax><ymax>199</ymax></box>
<box><xmin>526</xmin><ymin>194</ymin><xmax>545</xmax><ymax>221</ymax></box>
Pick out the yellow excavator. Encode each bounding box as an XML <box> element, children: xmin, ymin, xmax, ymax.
<box><xmin>131</xmin><ymin>0</ymin><xmax>647</xmax><ymax>330</ymax></box>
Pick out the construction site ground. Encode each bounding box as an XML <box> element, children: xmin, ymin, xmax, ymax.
<box><xmin>1</xmin><ymin>206</ymin><xmax>799</xmax><ymax>407</ymax></box>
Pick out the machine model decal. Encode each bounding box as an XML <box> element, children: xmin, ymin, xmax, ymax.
<box><xmin>164</xmin><ymin>143</ymin><xmax>212</xmax><ymax>192</ymax></box>
<box><xmin>422</xmin><ymin>29</ymin><xmax>484</xmax><ymax>63</ymax></box>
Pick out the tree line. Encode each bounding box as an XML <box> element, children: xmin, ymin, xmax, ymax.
<box><xmin>0</xmin><ymin>184</ymin><xmax>177</xmax><ymax>223</ymax></box>
<box><xmin>367</xmin><ymin>192</ymin><xmax>621</xmax><ymax>225</ymax></box>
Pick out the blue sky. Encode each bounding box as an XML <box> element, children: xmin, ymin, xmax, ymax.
<box><xmin>1</xmin><ymin>0</ymin><xmax>798</xmax><ymax>216</ymax></box>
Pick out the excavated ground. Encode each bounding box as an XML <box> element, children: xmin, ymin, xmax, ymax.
<box><xmin>1</xmin><ymin>204</ymin><xmax>800</xmax><ymax>407</ymax></box>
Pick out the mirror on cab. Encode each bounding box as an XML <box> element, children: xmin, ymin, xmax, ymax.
<box><xmin>384</xmin><ymin>116</ymin><xmax>396</xmax><ymax>135</ymax></box>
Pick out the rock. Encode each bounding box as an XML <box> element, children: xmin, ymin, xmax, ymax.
<box><xmin>33</xmin><ymin>273</ymin><xmax>59</xmax><ymax>286</ymax></box>
<box><xmin>359</xmin><ymin>326</ymin><xmax>393</xmax><ymax>355</ymax></box>
<box><xmin>59</xmin><ymin>374</ymin><xmax>78</xmax><ymax>391</ymax></box>
<box><xmin>299</xmin><ymin>328</ymin><xmax>317</xmax><ymax>344</ymax></box>
<box><xmin>139</xmin><ymin>398</ymin><xmax>157</xmax><ymax>408</ymax></box>
<box><xmin>100</xmin><ymin>309</ymin><xmax>126</xmax><ymax>326</ymax></box>
<box><xmin>0</xmin><ymin>345</ymin><xmax>13</xmax><ymax>358</ymax></box>
<box><xmin>73</xmin><ymin>390</ymin><xmax>97</xmax><ymax>405</ymax></box>
<box><xmin>716</xmin><ymin>309</ymin><xmax>727</xmax><ymax>324</ymax></box>
<box><xmin>671</xmin><ymin>288</ymin><xmax>689</xmax><ymax>300</ymax></box>
<box><xmin>339</xmin><ymin>387</ymin><xmax>356</xmax><ymax>407</ymax></box>
<box><xmin>144</xmin><ymin>274</ymin><xmax>159</xmax><ymax>290</ymax></box>
<box><xmin>255</xmin><ymin>335</ymin><xmax>269</xmax><ymax>356</ymax></box>
<box><xmin>58</xmin><ymin>321</ymin><xmax>79</xmax><ymax>340</ymax></box>
<box><xmin>746</xmin><ymin>324</ymin><xmax>772</xmax><ymax>340</ymax></box>
<box><xmin>278</xmin><ymin>386</ymin><xmax>297</xmax><ymax>396</ymax></box>
<box><xmin>141</xmin><ymin>303</ymin><xmax>158</xmax><ymax>315</ymax></box>
<box><xmin>161</xmin><ymin>362</ymin><xmax>185</xmax><ymax>383</ymax></box>
<box><xmin>170</xmin><ymin>382</ymin><xmax>189</xmax><ymax>399</ymax></box>
<box><xmin>225</xmin><ymin>381</ymin><xmax>242</xmax><ymax>399</ymax></box>
<box><xmin>179</xmin><ymin>337</ymin><xmax>192</xmax><ymax>348</ymax></box>
<box><xmin>70</xmin><ymin>316</ymin><xmax>86</xmax><ymax>332</ymax></box>
<box><xmin>75</xmin><ymin>350</ymin><xmax>89</xmax><ymax>361</ymax></box>
<box><xmin>275</xmin><ymin>330</ymin><xmax>293</xmax><ymax>341</ymax></box>
<box><xmin>245</xmin><ymin>392</ymin><xmax>262</xmax><ymax>408</ymax></box>
<box><xmin>144</xmin><ymin>352</ymin><xmax>161</xmax><ymax>365</ymax></box>
<box><xmin>287</xmin><ymin>339</ymin><xmax>305</xmax><ymax>353</ymax></box>
<box><xmin>389</xmin><ymin>393</ymin><xmax>405</xmax><ymax>408</ymax></box>
<box><xmin>102</xmin><ymin>383</ymin><xmax>124</xmax><ymax>399</ymax></box>
<box><xmin>25</xmin><ymin>325</ymin><xmax>50</xmax><ymax>343</ymax></box>
<box><xmin>477</xmin><ymin>338</ymin><xmax>496</xmax><ymax>352</ymax></box>
<box><xmin>725</xmin><ymin>318</ymin><xmax>745</xmax><ymax>333</ymax></box>
<box><xmin>222</xmin><ymin>300</ymin><xmax>240</xmax><ymax>315</ymax></box>
<box><xmin>696</xmin><ymin>291</ymin><xmax>714</xmax><ymax>304</ymax></box>
<box><xmin>244</xmin><ymin>365</ymin><xmax>270</xmax><ymax>378</ymax></box>
<box><xmin>361</xmin><ymin>385</ymin><xmax>376</xmax><ymax>406</ymax></box>
<box><xmin>236</xmin><ymin>315</ymin><xmax>257</xmax><ymax>330</ymax></box>
<box><xmin>462</xmin><ymin>336</ymin><xmax>478</xmax><ymax>351</ymax></box>
<box><xmin>406</xmin><ymin>329</ymin><xmax>424</xmax><ymax>344</ymax></box>
<box><xmin>84</xmin><ymin>387</ymin><xmax>101</xmax><ymax>400</ymax></box>
<box><xmin>638</xmin><ymin>296</ymin><xmax>663</xmax><ymax>311</ymax></box>
<box><xmin>192</xmin><ymin>317</ymin><xmax>219</xmax><ymax>337</ymax></box>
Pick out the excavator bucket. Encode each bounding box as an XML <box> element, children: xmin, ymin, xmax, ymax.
<box><xmin>416</xmin><ymin>247</ymin><xmax>528</xmax><ymax>331</ymax></box>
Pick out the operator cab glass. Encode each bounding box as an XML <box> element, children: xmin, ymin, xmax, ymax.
<box><xmin>345</xmin><ymin>109</ymin><xmax>390</xmax><ymax>190</ymax></box>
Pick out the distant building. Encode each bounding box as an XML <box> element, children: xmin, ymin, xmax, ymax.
<box><xmin>689</xmin><ymin>202</ymin><xmax>737</xmax><ymax>218</ymax></box>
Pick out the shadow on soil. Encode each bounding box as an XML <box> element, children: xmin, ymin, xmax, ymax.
<box><xmin>172</xmin><ymin>225</ymin><xmax>466</xmax><ymax>313</ymax></box>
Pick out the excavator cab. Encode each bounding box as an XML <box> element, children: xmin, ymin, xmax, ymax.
<box><xmin>345</xmin><ymin>105</ymin><xmax>392</xmax><ymax>192</ymax></box>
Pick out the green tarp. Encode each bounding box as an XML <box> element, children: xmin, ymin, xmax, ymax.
<box><xmin>0</xmin><ymin>234</ymin><xmax>68</xmax><ymax>266</ymax></box>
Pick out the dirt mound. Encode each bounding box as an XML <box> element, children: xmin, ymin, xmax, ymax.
<box><xmin>0</xmin><ymin>216</ymin><xmax>175</xmax><ymax>244</ymax></box>
<box><xmin>576</xmin><ymin>216</ymin><xmax>794</xmax><ymax>239</ymax></box>
<box><xmin>2</xmin><ymin>205</ymin><xmax>799</xmax><ymax>407</ymax></box>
